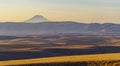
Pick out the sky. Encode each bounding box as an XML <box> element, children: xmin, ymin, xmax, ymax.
<box><xmin>0</xmin><ymin>0</ymin><xmax>120</xmax><ymax>23</ymax></box>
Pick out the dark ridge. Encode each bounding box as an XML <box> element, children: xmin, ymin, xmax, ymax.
<box><xmin>1</xmin><ymin>46</ymin><xmax>120</xmax><ymax>61</ymax></box>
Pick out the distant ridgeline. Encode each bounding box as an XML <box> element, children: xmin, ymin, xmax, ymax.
<box><xmin>0</xmin><ymin>22</ymin><xmax>119</xmax><ymax>36</ymax></box>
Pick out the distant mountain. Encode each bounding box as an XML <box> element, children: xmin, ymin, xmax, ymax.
<box><xmin>0</xmin><ymin>22</ymin><xmax>119</xmax><ymax>36</ymax></box>
<box><xmin>25</xmin><ymin>15</ymin><xmax>49</xmax><ymax>23</ymax></box>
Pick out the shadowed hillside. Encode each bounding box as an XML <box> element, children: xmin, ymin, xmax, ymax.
<box><xmin>0</xmin><ymin>46</ymin><xmax>120</xmax><ymax>61</ymax></box>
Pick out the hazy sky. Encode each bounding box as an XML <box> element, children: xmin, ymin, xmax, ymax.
<box><xmin>0</xmin><ymin>0</ymin><xmax>120</xmax><ymax>23</ymax></box>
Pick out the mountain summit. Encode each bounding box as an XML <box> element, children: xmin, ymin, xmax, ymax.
<box><xmin>25</xmin><ymin>15</ymin><xmax>48</xmax><ymax>23</ymax></box>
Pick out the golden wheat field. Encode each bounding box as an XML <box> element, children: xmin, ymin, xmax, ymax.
<box><xmin>0</xmin><ymin>53</ymin><xmax>120</xmax><ymax>66</ymax></box>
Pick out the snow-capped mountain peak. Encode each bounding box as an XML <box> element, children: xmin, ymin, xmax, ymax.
<box><xmin>25</xmin><ymin>15</ymin><xmax>48</xmax><ymax>23</ymax></box>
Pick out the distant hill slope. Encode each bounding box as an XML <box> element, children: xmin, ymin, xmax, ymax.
<box><xmin>0</xmin><ymin>36</ymin><xmax>18</xmax><ymax>40</ymax></box>
<box><xmin>0</xmin><ymin>22</ymin><xmax>119</xmax><ymax>36</ymax></box>
<box><xmin>0</xmin><ymin>53</ymin><xmax>120</xmax><ymax>66</ymax></box>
